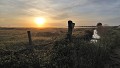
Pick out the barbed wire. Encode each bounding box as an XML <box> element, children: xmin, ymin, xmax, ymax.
<box><xmin>0</xmin><ymin>33</ymin><xmax>27</xmax><ymax>37</ymax></box>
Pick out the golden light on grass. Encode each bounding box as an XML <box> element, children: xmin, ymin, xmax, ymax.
<box><xmin>35</xmin><ymin>17</ymin><xmax>46</xmax><ymax>27</ymax></box>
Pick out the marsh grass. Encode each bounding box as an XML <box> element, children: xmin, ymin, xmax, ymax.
<box><xmin>0</xmin><ymin>28</ymin><xmax>120</xmax><ymax>68</ymax></box>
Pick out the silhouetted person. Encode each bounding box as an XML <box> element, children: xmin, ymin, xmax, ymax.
<box><xmin>96</xmin><ymin>23</ymin><xmax>105</xmax><ymax>37</ymax></box>
<box><xmin>91</xmin><ymin>22</ymin><xmax>105</xmax><ymax>42</ymax></box>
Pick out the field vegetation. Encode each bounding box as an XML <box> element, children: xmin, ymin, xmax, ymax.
<box><xmin>0</xmin><ymin>27</ymin><xmax>120</xmax><ymax>68</ymax></box>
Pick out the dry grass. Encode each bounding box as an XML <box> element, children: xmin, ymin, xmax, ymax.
<box><xmin>0</xmin><ymin>27</ymin><xmax>120</xmax><ymax>68</ymax></box>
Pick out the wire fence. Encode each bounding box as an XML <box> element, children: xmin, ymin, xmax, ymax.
<box><xmin>0</xmin><ymin>20</ymin><xmax>94</xmax><ymax>54</ymax></box>
<box><xmin>0</xmin><ymin>29</ymin><xmax>67</xmax><ymax>46</ymax></box>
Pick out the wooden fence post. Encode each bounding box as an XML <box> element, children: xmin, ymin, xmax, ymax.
<box><xmin>27</xmin><ymin>31</ymin><xmax>32</xmax><ymax>45</ymax></box>
<box><xmin>66</xmin><ymin>20</ymin><xmax>75</xmax><ymax>42</ymax></box>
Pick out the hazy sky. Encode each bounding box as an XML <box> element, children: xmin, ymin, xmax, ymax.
<box><xmin>0</xmin><ymin>0</ymin><xmax>120</xmax><ymax>27</ymax></box>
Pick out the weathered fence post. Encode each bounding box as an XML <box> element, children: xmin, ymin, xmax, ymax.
<box><xmin>66</xmin><ymin>20</ymin><xmax>78</xmax><ymax>68</ymax></box>
<box><xmin>66</xmin><ymin>20</ymin><xmax>75</xmax><ymax>42</ymax></box>
<box><xmin>27</xmin><ymin>31</ymin><xmax>32</xmax><ymax>45</ymax></box>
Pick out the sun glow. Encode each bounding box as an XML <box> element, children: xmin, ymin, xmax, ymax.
<box><xmin>35</xmin><ymin>17</ymin><xmax>46</xmax><ymax>27</ymax></box>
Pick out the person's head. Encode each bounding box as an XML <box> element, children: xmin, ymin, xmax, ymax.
<box><xmin>97</xmin><ymin>23</ymin><xmax>102</xmax><ymax>27</ymax></box>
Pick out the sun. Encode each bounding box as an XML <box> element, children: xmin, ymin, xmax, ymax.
<box><xmin>35</xmin><ymin>17</ymin><xmax>46</xmax><ymax>27</ymax></box>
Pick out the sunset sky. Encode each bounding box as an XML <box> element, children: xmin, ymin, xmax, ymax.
<box><xmin>0</xmin><ymin>0</ymin><xmax>120</xmax><ymax>27</ymax></box>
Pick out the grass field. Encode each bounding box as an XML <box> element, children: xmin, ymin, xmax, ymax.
<box><xmin>0</xmin><ymin>27</ymin><xmax>120</xmax><ymax>68</ymax></box>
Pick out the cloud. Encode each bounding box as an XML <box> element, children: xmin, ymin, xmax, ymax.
<box><xmin>0</xmin><ymin>0</ymin><xmax>120</xmax><ymax>26</ymax></box>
